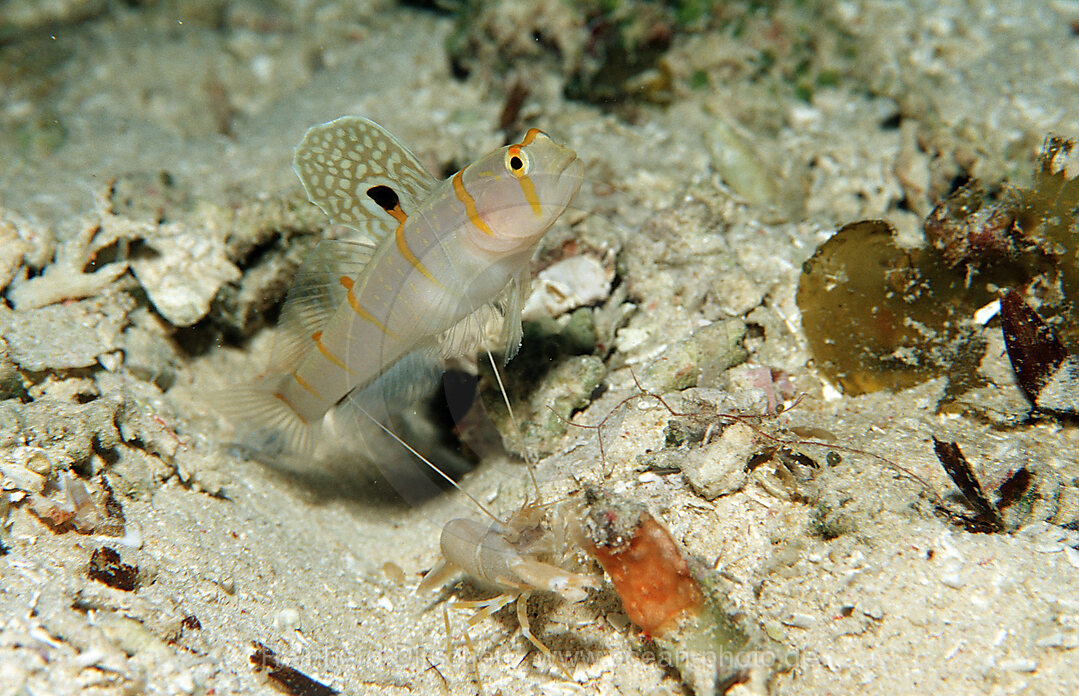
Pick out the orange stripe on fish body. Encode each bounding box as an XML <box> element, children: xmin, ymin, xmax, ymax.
<box><xmin>291</xmin><ymin>370</ymin><xmax>320</xmax><ymax>397</ymax></box>
<box><xmin>339</xmin><ymin>276</ymin><xmax>399</xmax><ymax>339</ymax></box>
<box><xmin>453</xmin><ymin>168</ymin><xmax>496</xmax><ymax>237</ymax></box>
<box><xmin>383</xmin><ymin>201</ymin><xmax>440</xmax><ymax>285</ymax></box>
<box><xmin>507</xmin><ymin>129</ymin><xmax>545</xmax><ymax>217</ymax></box>
<box><xmin>312</xmin><ymin>331</ymin><xmax>352</xmax><ymax>373</ymax></box>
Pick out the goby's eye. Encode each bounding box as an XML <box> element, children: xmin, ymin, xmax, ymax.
<box><xmin>505</xmin><ymin>148</ymin><xmax>529</xmax><ymax>176</ymax></box>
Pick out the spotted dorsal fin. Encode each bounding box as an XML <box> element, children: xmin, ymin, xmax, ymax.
<box><xmin>293</xmin><ymin>116</ymin><xmax>439</xmax><ymax>243</ymax></box>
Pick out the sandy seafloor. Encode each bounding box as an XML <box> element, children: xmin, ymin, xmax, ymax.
<box><xmin>2</xmin><ymin>1</ymin><xmax>1079</xmax><ymax>694</ymax></box>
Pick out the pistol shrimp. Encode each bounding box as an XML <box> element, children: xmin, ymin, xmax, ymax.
<box><xmin>417</xmin><ymin>499</ymin><xmax>596</xmax><ymax>665</ymax></box>
<box><xmin>365</xmin><ymin>372</ymin><xmax>597</xmax><ymax>672</ymax></box>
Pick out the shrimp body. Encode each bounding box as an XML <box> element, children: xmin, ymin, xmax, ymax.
<box><xmin>418</xmin><ymin>503</ymin><xmax>596</xmax><ymax>667</ymax></box>
<box><xmin>434</xmin><ymin>515</ymin><xmax>595</xmax><ymax>602</ymax></box>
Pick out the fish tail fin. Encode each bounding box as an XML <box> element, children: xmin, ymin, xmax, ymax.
<box><xmin>208</xmin><ymin>381</ymin><xmax>319</xmax><ymax>459</ymax></box>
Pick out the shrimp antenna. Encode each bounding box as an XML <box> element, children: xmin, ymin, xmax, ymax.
<box><xmin>348</xmin><ymin>400</ymin><xmax>505</xmax><ymax>525</ymax></box>
<box><xmin>484</xmin><ymin>343</ymin><xmax>542</xmax><ymax>502</ymax></box>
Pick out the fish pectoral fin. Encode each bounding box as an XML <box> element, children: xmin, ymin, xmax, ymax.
<box><xmin>438</xmin><ymin>268</ymin><xmax>530</xmax><ymax>360</ymax></box>
<box><xmin>293</xmin><ymin>116</ymin><xmax>439</xmax><ymax>243</ymax></box>
<box><xmin>268</xmin><ymin>239</ymin><xmax>378</xmax><ymax>372</ymax></box>
<box><xmin>497</xmin><ymin>267</ymin><xmax>531</xmax><ymax>364</ymax></box>
<box><xmin>437</xmin><ymin>303</ymin><xmax>500</xmax><ymax>359</ymax></box>
<box><xmin>436</xmin><ymin>267</ymin><xmax>530</xmax><ymax>362</ymax></box>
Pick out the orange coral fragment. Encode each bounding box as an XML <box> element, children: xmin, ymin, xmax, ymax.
<box><xmin>588</xmin><ymin>513</ymin><xmax>704</xmax><ymax>637</ymax></box>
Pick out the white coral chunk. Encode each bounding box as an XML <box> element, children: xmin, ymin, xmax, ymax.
<box><xmin>129</xmin><ymin>221</ymin><xmax>241</xmax><ymax>327</ymax></box>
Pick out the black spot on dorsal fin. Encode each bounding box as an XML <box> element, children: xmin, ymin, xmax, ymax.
<box><xmin>366</xmin><ymin>185</ymin><xmax>401</xmax><ymax>212</ymax></box>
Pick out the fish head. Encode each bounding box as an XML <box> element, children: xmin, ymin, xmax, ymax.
<box><xmin>461</xmin><ymin>128</ymin><xmax>582</xmax><ymax>256</ymax></box>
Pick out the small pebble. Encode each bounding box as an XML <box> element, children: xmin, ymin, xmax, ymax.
<box><xmin>381</xmin><ymin>561</ymin><xmax>405</xmax><ymax>584</ymax></box>
<box><xmin>97</xmin><ymin>350</ymin><xmax>123</xmax><ymax>372</ymax></box>
<box><xmin>999</xmin><ymin>658</ymin><xmax>1038</xmax><ymax>673</ymax></box>
<box><xmin>939</xmin><ymin>571</ymin><xmax>964</xmax><ymax>589</ymax></box>
<box><xmin>274</xmin><ymin>608</ymin><xmax>301</xmax><ymax>632</ymax></box>
<box><xmin>763</xmin><ymin>620</ymin><xmax>786</xmax><ymax>641</ymax></box>
<box><xmin>606</xmin><ymin>612</ymin><xmax>630</xmax><ymax>631</ymax></box>
<box><xmin>1034</xmin><ymin>633</ymin><xmax>1066</xmax><ymax>648</ymax></box>
<box><xmin>679</xmin><ymin>422</ymin><xmax>754</xmax><ymax>500</ymax></box>
<box><xmin>783</xmin><ymin>613</ymin><xmax>816</xmax><ymax>629</ymax></box>
<box><xmin>21</xmin><ymin>447</ymin><xmax>53</xmax><ymax>476</ymax></box>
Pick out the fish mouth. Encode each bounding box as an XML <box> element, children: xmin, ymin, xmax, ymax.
<box><xmin>555</xmin><ymin>151</ymin><xmax>583</xmax><ymax>192</ymax></box>
<box><xmin>561</xmin><ymin>154</ymin><xmax>580</xmax><ymax>177</ymax></box>
<box><xmin>551</xmin><ymin>144</ymin><xmax>579</xmax><ymax>178</ymax></box>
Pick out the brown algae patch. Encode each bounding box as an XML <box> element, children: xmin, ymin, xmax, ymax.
<box><xmin>798</xmin><ymin>136</ymin><xmax>1079</xmax><ymax>398</ymax></box>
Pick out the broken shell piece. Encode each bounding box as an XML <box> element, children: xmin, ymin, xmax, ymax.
<box><xmin>522</xmin><ymin>254</ymin><xmax>613</xmax><ymax>320</ymax></box>
<box><xmin>87</xmin><ymin>546</ymin><xmax>139</xmax><ymax>591</ymax></box>
<box><xmin>932</xmin><ymin>438</ymin><xmax>1005</xmax><ymax>533</ymax></box>
<box><xmin>28</xmin><ymin>471</ymin><xmax>125</xmax><ymax>536</ymax></box>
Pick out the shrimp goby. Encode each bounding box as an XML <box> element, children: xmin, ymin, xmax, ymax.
<box><xmin>211</xmin><ymin>117</ymin><xmax>582</xmax><ymax>459</ymax></box>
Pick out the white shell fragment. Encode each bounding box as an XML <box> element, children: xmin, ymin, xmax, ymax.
<box><xmin>0</xmin><ymin>447</ymin><xmax>50</xmax><ymax>495</ymax></box>
<box><xmin>523</xmin><ymin>254</ymin><xmax>613</xmax><ymax>320</ymax></box>
<box><xmin>973</xmin><ymin>299</ymin><xmax>1000</xmax><ymax>326</ymax></box>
